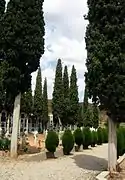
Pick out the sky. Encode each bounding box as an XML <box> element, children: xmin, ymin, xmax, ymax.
<box><xmin>6</xmin><ymin>0</ymin><xmax>88</xmax><ymax>102</ymax></box>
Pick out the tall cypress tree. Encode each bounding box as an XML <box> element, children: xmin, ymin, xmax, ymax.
<box><xmin>85</xmin><ymin>0</ymin><xmax>125</xmax><ymax>171</ymax></box>
<box><xmin>92</xmin><ymin>105</ymin><xmax>99</xmax><ymax>129</ymax></box>
<box><xmin>0</xmin><ymin>0</ymin><xmax>45</xmax><ymax>157</ymax></box>
<box><xmin>52</xmin><ymin>59</ymin><xmax>63</xmax><ymax>126</ymax></box>
<box><xmin>42</xmin><ymin>77</ymin><xmax>48</xmax><ymax>129</ymax></box>
<box><xmin>34</xmin><ymin>67</ymin><xmax>42</xmax><ymax>130</ymax></box>
<box><xmin>21</xmin><ymin>87</ymin><xmax>33</xmax><ymax>116</ymax></box>
<box><xmin>83</xmin><ymin>84</ymin><xmax>92</xmax><ymax>127</ymax></box>
<box><xmin>62</xmin><ymin>65</ymin><xmax>70</xmax><ymax>126</ymax></box>
<box><xmin>69</xmin><ymin>65</ymin><xmax>79</xmax><ymax>125</ymax></box>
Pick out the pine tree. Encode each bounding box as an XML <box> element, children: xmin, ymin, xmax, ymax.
<box><xmin>52</xmin><ymin>59</ymin><xmax>63</xmax><ymax>126</ymax></box>
<box><xmin>0</xmin><ymin>0</ymin><xmax>45</xmax><ymax>157</ymax></box>
<box><xmin>34</xmin><ymin>67</ymin><xmax>43</xmax><ymax>131</ymax></box>
<box><xmin>69</xmin><ymin>65</ymin><xmax>79</xmax><ymax>125</ymax></box>
<box><xmin>85</xmin><ymin>0</ymin><xmax>125</xmax><ymax>171</ymax></box>
<box><xmin>62</xmin><ymin>65</ymin><xmax>70</xmax><ymax>126</ymax></box>
<box><xmin>42</xmin><ymin>77</ymin><xmax>48</xmax><ymax>129</ymax></box>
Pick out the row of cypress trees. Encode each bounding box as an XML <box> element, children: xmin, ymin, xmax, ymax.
<box><xmin>21</xmin><ymin>67</ymin><xmax>48</xmax><ymax>131</ymax></box>
<box><xmin>52</xmin><ymin>59</ymin><xmax>79</xmax><ymax>127</ymax></box>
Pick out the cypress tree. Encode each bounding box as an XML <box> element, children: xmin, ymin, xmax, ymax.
<box><xmin>85</xmin><ymin>0</ymin><xmax>125</xmax><ymax>171</ymax></box>
<box><xmin>83</xmin><ymin>84</ymin><xmax>89</xmax><ymax>127</ymax></box>
<box><xmin>21</xmin><ymin>87</ymin><xmax>33</xmax><ymax>116</ymax></box>
<box><xmin>0</xmin><ymin>0</ymin><xmax>45</xmax><ymax>157</ymax></box>
<box><xmin>92</xmin><ymin>105</ymin><xmax>99</xmax><ymax>129</ymax></box>
<box><xmin>69</xmin><ymin>65</ymin><xmax>79</xmax><ymax>125</ymax></box>
<box><xmin>34</xmin><ymin>67</ymin><xmax>43</xmax><ymax>131</ymax></box>
<box><xmin>42</xmin><ymin>77</ymin><xmax>48</xmax><ymax>129</ymax></box>
<box><xmin>62</xmin><ymin>65</ymin><xmax>70</xmax><ymax>126</ymax></box>
<box><xmin>52</xmin><ymin>59</ymin><xmax>63</xmax><ymax>126</ymax></box>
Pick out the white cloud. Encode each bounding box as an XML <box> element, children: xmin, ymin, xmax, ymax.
<box><xmin>32</xmin><ymin>0</ymin><xmax>88</xmax><ymax>102</ymax></box>
<box><xmin>6</xmin><ymin>0</ymin><xmax>88</xmax><ymax>102</ymax></box>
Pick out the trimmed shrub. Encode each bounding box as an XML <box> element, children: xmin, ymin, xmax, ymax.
<box><xmin>102</xmin><ymin>128</ymin><xmax>108</xmax><ymax>143</ymax></box>
<box><xmin>0</xmin><ymin>138</ymin><xmax>10</xmax><ymax>151</ymax></box>
<box><xmin>45</xmin><ymin>131</ymin><xmax>59</xmax><ymax>153</ymax></box>
<box><xmin>91</xmin><ymin>131</ymin><xmax>97</xmax><ymax>147</ymax></box>
<box><xmin>74</xmin><ymin>128</ymin><xmax>83</xmax><ymax>148</ymax></box>
<box><xmin>82</xmin><ymin>127</ymin><xmax>91</xmax><ymax>149</ymax></box>
<box><xmin>117</xmin><ymin>127</ymin><xmax>125</xmax><ymax>158</ymax></box>
<box><xmin>97</xmin><ymin>127</ymin><xmax>103</xmax><ymax>145</ymax></box>
<box><xmin>62</xmin><ymin>129</ymin><xmax>74</xmax><ymax>155</ymax></box>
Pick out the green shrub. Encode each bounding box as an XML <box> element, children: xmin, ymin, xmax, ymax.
<box><xmin>74</xmin><ymin>128</ymin><xmax>83</xmax><ymax>148</ymax></box>
<box><xmin>97</xmin><ymin>127</ymin><xmax>103</xmax><ymax>145</ymax></box>
<box><xmin>117</xmin><ymin>127</ymin><xmax>125</xmax><ymax>158</ymax></box>
<box><xmin>62</xmin><ymin>129</ymin><xmax>74</xmax><ymax>155</ymax></box>
<box><xmin>82</xmin><ymin>127</ymin><xmax>91</xmax><ymax>149</ymax></box>
<box><xmin>45</xmin><ymin>131</ymin><xmax>59</xmax><ymax>153</ymax></box>
<box><xmin>102</xmin><ymin>128</ymin><xmax>108</xmax><ymax>143</ymax></box>
<box><xmin>0</xmin><ymin>138</ymin><xmax>11</xmax><ymax>151</ymax></box>
<box><xmin>91</xmin><ymin>131</ymin><xmax>97</xmax><ymax>147</ymax></box>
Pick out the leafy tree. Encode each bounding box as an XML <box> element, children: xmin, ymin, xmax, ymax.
<box><xmin>62</xmin><ymin>65</ymin><xmax>70</xmax><ymax>126</ymax></box>
<box><xmin>42</xmin><ymin>77</ymin><xmax>49</xmax><ymax>130</ymax></box>
<box><xmin>85</xmin><ymin>0</ymin><xmax>125</xmax><ymax>171</ymax></box>
<box><xmin>92</xmin><ymin>105</ymin><xmax>99</xmax><ymax>129</ymax></box>
<box><xmin>0</xmin><ymin>0</ymin><xmax>45</xmax><ymax>157</ymax></box>
<box><xmin>34</xmin><ymin>67</ymin><xmax>43</xmax><ymax>131</ymax></box>
<box><xmin>69</xmin><ymin>65</ymin><xmax>79</xmax><ymax>125</ymax></box>
<box><xmin>52</xmin><ymin>59</ymin><xmax>63</xmax><ymax>126</ymax></box>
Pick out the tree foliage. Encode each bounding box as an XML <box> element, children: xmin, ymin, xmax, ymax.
<box><xmin>52</xmin><ymin>59</ymin><xmax>63</xmax><ymax>125</ymax></box>
<box><xmin>21</xmin><ymin>86</ymin><xmax>33</xmax><ymax>116</ymax></box>
<box><xmin>92</xmin><ymin>105</ymin><xmax>99</xmax><ymax>129</ymax></box>
<box><xmin>34</xmin><ymin>67</ymin><xmax>42</xmax><ymax>119</ymax></box>
<box><xmin>85</xmin><ymin>0</ymin><xmax>125</xmax><ymax>121</ymax></box>
<box><xmin>62</xmin><ymin>65</ymin><xmax>70</xmax><ymax>126</ymax></box>
<box><xmin>0</xmin><ymin>0</ymin><xmax>45</xmax><ymax>97</ymax></box>
<box><xmin>0</xmin><ymin>0</ymin><xmax>5</xmax><ymax>17</ymax></box>
<box><xmin>69</xmin><ymin>65</ymin><xmax>79</xmax><ymax>125</ymax></box>
<box><xmin>42</xmin><ymin>77</ymin><xmax>49</xmax><ymax>129</ymax></box>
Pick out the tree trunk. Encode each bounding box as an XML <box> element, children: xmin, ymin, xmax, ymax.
<box><xmin>6</xmin><ymin>115</ymin><xmax>10</xmax><ymax>134</ymax></box>
<box><xmin>10</xmin><ymin>93</ymin><xmax>21</xmax><ymax>158</ymax></box>
<box><xmin>108</xmin><ymin>117</ymin><xmax>117</xmax><ymax>173</ymax></box>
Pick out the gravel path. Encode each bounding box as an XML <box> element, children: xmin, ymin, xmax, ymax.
<box><xmin>0</xmin><ymin>144</ymin><xmax>108</xmax><ymax>180</ymax></box>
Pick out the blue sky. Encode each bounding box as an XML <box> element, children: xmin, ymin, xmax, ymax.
<box><xmin>6</xmin><ymin>0</ymin><xmax>88</xmax><ymax>102</ymax></box>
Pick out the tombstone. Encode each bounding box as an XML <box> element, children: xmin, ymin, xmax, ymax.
<box><xmin>33</xmin><ymin>130</ymin><xmax>38</xmax><ymax>146</ymax></box>
<box><xmin>45</xmin><ymin>129</ymin><xmax>48</xmax><ymax>140</ymax></box>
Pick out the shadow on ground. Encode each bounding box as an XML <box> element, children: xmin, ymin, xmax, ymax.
<box><xmin>72</xmin><ymin>154</ymin><xmax>108</xmax><ymax>171</ymax></box>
